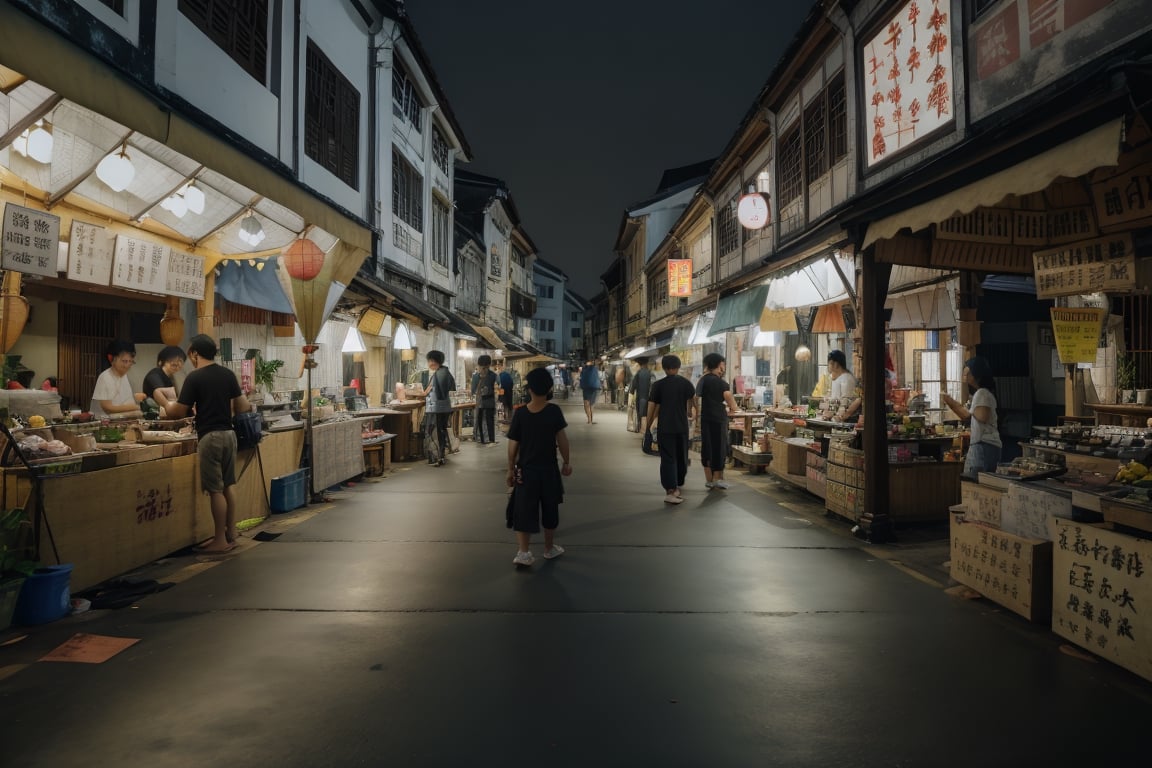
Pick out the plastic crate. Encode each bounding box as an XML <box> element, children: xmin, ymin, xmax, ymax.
<box><xmin>270</xmin><ymin>469</ymin><xmax>308</xmax><ymax>513</ymax></box>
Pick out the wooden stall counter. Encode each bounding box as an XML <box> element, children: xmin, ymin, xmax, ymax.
<box><xmin>1087</xmin><ymin>403</ymin><xmax>1152</xmax><ymax>428</ymax></box>
<box><xmin>1</xmin><ymin>429</ymin><xmax>304</xmax><ymax>592</ymax></box>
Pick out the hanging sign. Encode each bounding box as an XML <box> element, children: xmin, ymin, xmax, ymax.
<box><xmin>112</xmin><ymin>235</ymin><xmax>170</xmax><ymax>294</ymax></box>
<box><xmin>668</xmin><ymin>259</ymin><xmax>692</xmax><ymax>297</ymax></box>
<box><xmin>2</xmin><ymin>203</ymin><xmax>60</xmax><ymax>277</ymax></box>
<box><xmin>1090</xmin><ymin>144</ymin><xmax>1152</xmax><ymax>230</ymax></box>
<box><xmin>1051</xmin><ymin>519</ymin><xmax>1152</xmax><ymax>683</ymax></box>
<box><xmin>1032</xmin><ymin>233</ymin><xmax>1135</xmax><ymax>298</ymax></box>
<box><xmin>67</xmin><ymin>220</ymin><xmax>114</xmax><ymax>286</ymax></box>
<box><xmin>165</xmin><ymin>249</ymin><xmax>206</xmax><ymax>300</ymax></box>
<box><xmin>1049</xmin><ymin>307</ymin><xmax>1106</xmax><ymax>364</ymax></box>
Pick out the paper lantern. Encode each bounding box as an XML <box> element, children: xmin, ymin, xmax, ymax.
<box><xmin>737</xmin><ymin>191</ymin><xmax>771</xmax><ymax>230</ymax></box>
<box><xmin>284</xmin><ymin>238</ymin><xmax>325</xmax><ymax>281</ymax></box>
<box><xmin>794</xmin><ymin>344</ymin><xmax>812</xmax><ymax>362</ymax></box>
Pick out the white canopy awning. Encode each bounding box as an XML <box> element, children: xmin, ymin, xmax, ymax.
<box><xmin>765</xmin><ymin>253</ymin><xmax>855</xmax><ymax>310</ymax></box>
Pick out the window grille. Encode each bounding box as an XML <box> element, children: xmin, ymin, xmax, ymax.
<box><xmin>778</xmin><ymin>126</ymin><xmax>803</xmax><ymax>205</ymax></box>
<box><xmin>179</xmin><ymin>0</ymin><xmax>268</xmax><ymax>84</ymax></box>
<box><xmin>432</xmin><ymin>127</ymin><xmax>450</xmax><ymax>173</ymax></box>
<box><xmin>392</xmin><ymin>148</ymin><xmax>423</xmax><ymax>231</ymax></box>
<box><xmin>804</xmin><ymin>92</ymin><xmax>827</xmax><ymax>182</ymax></box>
<box><xmin>828</xmin><ymin>72</ymin><xmax>847</xmax><ymax>163</ymax></box>
<box><xmin>431</xmin><ymin>197</ymin><xmax>450</xmax><ymax>268</ymax></box>
<box><xmin>391</xmin><ymin>61</ymin><xmax>423</xmax><ymax>132</ymax></box>
<box><xmin>717</xmin><ymin>197</ymin><xmax>740</xmax><ymax>257</ymax></box>
<box><xmin>305</xmin><ymin>41</ymin><xmax>360</xmax><ymax>189</ymax></box>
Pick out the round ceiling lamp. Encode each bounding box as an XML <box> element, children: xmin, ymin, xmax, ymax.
<box><xmin>737</xmin><ymin>186</ymin><xmax>771</xmax><ymax>230</ymax></box>
<box><xmin>794</xmin><ymin>344</ymin><xmax>812</xmax><ymax>362</ymax></box>
<box><xmin>238</xmin><ymin>213</ymin><xmax>266</xmax><ymax>247</ymax></box>
<box><xmin>26</xmin><ymin>122</ymin><xmax>53</xmax><ymax>164</ymax></box>
<box><xmin>160</xmin><ymin>193</ymin><xmax>188</xmax><ymax>218</ymax></box>
<box><xmin>283</xmin><ymin>238</ymin><xmax>325</xmax><ymax>281</ymax></box>
<box><xmin>95</xmin><ymin>143</ymin><xmax>136</xmax><ymax>192</ymax></box>
<box><xmin>183</xmin><ymin>181</ymin><xmax>206</xmax><ymax>215</ymax></box>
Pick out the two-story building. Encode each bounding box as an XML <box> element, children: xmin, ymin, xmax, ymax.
<box><xmin>531</xmin><ymin>258</ymin><xmax>567</xmax><ymax>358</ymax></box>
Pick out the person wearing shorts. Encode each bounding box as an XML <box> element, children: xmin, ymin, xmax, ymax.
<box><xmin>696</xmin><ymin>352</ymin><xmax>739</xmax><ymax>490</ymax></box>
<box><xmin>578</xmin><ymin>359</ymin><xmax>601</xmax><ymax>424</ymax></box>
<box><xmin>506</xmin><ymin>368</ymin><xmax>572</xmax><ymax>567</ymax></box>
<box><xmin>166</xmin><ymin>334</ymin><xmax>252</xmax><ymax>554</ymax></box>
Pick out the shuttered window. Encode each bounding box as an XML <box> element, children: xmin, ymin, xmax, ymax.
<box><xmin>305</xmin><ymin>40</ymin><xmax>360</xmax><ymax>190</ymax></box>
<box><xmin>178</xmin><ymin>0</ymin><xmax>268</xmax><ymax>85</ymax></box>
<box><xmin>392</xmin><ymin>148</ymin><xmax>423</xmax><ymax>231</ymax></box>
<box><xmin>804</xmin><ymin>92</ymin><xmax>828</xmax><ymax>182</ymax></box>
<box><xmin>778</xmin><ymin>126</ymin><xmax>803</xmax><ymax>206</ymax></box>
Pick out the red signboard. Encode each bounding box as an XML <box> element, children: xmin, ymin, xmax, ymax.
<box><xmin>668</xmin><ymin>259</ymin><xmax>692</xmax><ymax>297</ymax></box>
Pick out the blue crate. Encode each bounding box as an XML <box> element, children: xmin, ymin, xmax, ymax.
<box><xmin>270</xmin><ymin>469</ymin><xmax>308</xmax><ymax>513</ymax></box>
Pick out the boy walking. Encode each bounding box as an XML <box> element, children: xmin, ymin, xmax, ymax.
<box><xmin>471</xmin><ymin>354</ymin><xmax>498</xmax><ymax>445</ymax></box>
<box><xmin>646</xmin><ymin>355</ymin><xmax>698</xmax><ymax>505</ymax></box>
<box><xmin>506</xmin><ymin>368</ymin><xmax>573</xmax><ymax>566</ymax></box>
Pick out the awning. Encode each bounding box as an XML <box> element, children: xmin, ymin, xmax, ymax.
<box><xmin>708</xmin><ymin>285</ymin><xmax>770</xmax><ymax>336</ymax></box>
<box><xmin>437</xmin><ymin>310</ymin><xmax>478</xmax><ymax>340</ymax></box>
<box><xmin>0</xmin><ymin>6</ymin><xmax>371</xmax><ymax>254</ymax></box>
<box><xmin>862</xmin><ymin>119</ymin><xmax>1124</xmax><ymax>249</ymax></box>
<box><xmin>493</xmin><ymin>327</ymin><xmax>531</xmax><ymax>357</ymax></box>
<box><xmin>765</xmin><ymin>254</ymin><xmax>854</xmax><ymax>309</ymax></box>
<box><xmin>347</xmin><ymin>276</ymin><xmax>447</xmax><ymax>327</ymax></box>
<box><xmin>468</xmin><ymin>323</ymin><xmax>505</xmax><ymax>350</ymax></box>
<box><xmin>214</xmin><ymin>258</ymin><xmax>294</xmax><ymax>314</ymax></box>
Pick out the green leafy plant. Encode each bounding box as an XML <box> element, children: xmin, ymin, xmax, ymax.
<box><xmin>1117</xmin><ymin>354</ymin><xmax>1137</xmax><ymax>393</ymax></box>
<box><xmin>0</xmin><ymin>507</ymin><xmax>36</xmax><ymax>581</ymax></box>
<box><xmin>253</xmin><ymin>356</ymin><xmax>285</xmax><ymax>391</ymax></box>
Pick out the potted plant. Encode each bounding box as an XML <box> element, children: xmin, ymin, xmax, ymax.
<box><xmin>253</xmin><ymin>356</ymin><xmax>285</xmax><ymax>393</ymax></box>
<box><xmin>0</xmin><ymin>507</ymin><xmax>36</xmax><ymax>629</ymax></box>
<box><xmin>1117</xmin><ymin>354</ymin><xmax>1136</xmax><ymax>404</ymax></box>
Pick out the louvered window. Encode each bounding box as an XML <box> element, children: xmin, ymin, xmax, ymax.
<box><xmin>179</xmin><ymin>0</ymin><xmax>268</xmax><ymax>85</ymax></box>
<box><xmin>431</xmin><ymin>197</ymin><xmax>450</xmax><ymax>268</ymax></box>
<box><xmin>392</xmin><ymin>61</ymin><xmax>424</xmax><ymax>133</ymax></box>
<box><xmin>392</xmin><ymin>148</ymin><xmax>424</xmax><ymax>231</ymax></box>
<box><xmin>778</xmin><ymin>126</ymin><xmax>803</xmax><ymax>205</ymax></box>
<box><xmin>305</xmin><ymin>40</ymin><xmax>360</xmax><ymax>190</ymax></box>
<box><xmin>828</xmin><ymin>72</ymin><xmax>847</xmax><ymax>163</ymax></box>
<box><xmin>432</xmin><ymin>127</ymin><xmax>450</xmax><ymax>173</ymax></box>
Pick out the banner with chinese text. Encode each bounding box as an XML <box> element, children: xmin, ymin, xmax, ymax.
<box><xmin>668</xmin><ymin>259</ymin><xmax>691</xmax><ymax>297</ymax></box>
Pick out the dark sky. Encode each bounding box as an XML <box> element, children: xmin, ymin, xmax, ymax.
<box><xmin>404</xmin><ymin>0</ymin><xmax>813</xmax><ymax>299</ymax></box>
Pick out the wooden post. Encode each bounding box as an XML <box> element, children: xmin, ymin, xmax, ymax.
<box><xmin>860</xmin><ymin>249</ymin><xmax>893</xmax><ymax>543</ymax></box>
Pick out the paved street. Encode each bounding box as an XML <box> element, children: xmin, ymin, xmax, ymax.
<box><xmin>2</xmin><ymin>400</ymin><xmax>1149</xmax><ymax>767</ymax></box>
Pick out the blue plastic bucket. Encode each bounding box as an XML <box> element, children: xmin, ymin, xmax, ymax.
<box><xmin>14</xmin><ymin>564</ymin><xmax>73</xmax><ymax>625</ymax></box>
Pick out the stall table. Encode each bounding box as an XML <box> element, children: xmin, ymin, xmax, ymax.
<box><xmin>1086</xmin><ymin>403</ymin><xmax>1152</xmax><ymax>427</ymax></box>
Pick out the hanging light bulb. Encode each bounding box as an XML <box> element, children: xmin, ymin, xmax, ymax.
<box><xmin>238</xmin><ymin>213</ymin><xmax>266</xmax><ymax>247</ymax></box>
<box><xmin>12</xmin><ymin>130</ymin><xmax>29</xmax><ymax>157</ymax></box>
<box><xmin>161</xmin><ymin>193</ymin><xmax>188</xmax><ymax>218</ymax></box>
<box><xmin>183</xmin><ymin>181</ymin><xmax>205</xmax><ymax>214</ymax></box>
<box><xmin>95</xmin><ymin>143</ymin><xmax>135</xmax><ymax>192</ymax></box>
<box><xmin>26</xmin><ymin>121</ymin><xmax>53</xmax><ymax>164</ymax></box>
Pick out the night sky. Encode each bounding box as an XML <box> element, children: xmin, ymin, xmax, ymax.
<box><xmin>404</xmin><ymin>0</ymin><xmax>814</xmax><ymax>300</ymax></box>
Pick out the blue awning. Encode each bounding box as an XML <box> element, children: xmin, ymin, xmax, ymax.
<box><xmin>214</xmin><ymin>258</ymin><xmax>294</xmax><ymax>314</ymax></box>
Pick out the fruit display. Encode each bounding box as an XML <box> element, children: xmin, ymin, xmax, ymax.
<box><xmin>1115</xmin><ymin>460</ymin><xmax>1152</xmax><ymax>486</ymax></box>
<box><xmin>27</xmin><ymin>414</ymin><xmax>46</xmax><ymax>428</ymax></box>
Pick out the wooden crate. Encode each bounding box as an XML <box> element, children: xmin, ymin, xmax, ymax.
<box><xmin>950</xmin><ymin>514</ymin><xmax>1052</xmax><ymax>623</ymax></box>
<box><xmin>961</xmin><ymin>481</ymin><xmax>1006</xmax><ymax>529</ymax></box>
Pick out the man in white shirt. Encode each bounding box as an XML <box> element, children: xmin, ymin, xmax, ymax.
<box><xmin>825</xmin><ymin>349</ymin><xmax>860</xmax><ymax>421</ymax></box>
<box><xmin>89</xmin><ymin>340</ymin><xmax>146</xmax><ymax>418</ymax></box>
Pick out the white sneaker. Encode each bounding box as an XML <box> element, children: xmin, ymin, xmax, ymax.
<box><xmin>705</xmin><ymin>481</ymin><xmax>716</xmax><ymax>490</ymax></box>
<box><xmin>543</xmin><ymin>545</ymin><xmax>565</xmax><ymax>560</ymax></box>
<box><xmin>513</xmin><ymin>550</ymin><xmax>535</xmax><ymax>566</ymax></box>
<box><xmin>713</xmin><ymin>480</ymin><xmax>731</xmax><ymax>490</ymax></box>
<box><xmin>664</xmin><ymin>493</ymin><xmax>684</xmax><ymax>505</ymax></box>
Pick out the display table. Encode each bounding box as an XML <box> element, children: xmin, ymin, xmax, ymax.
<box><xmin>1086</xmin><ymin>403</ymin><xmax>1152</xmax><ymax>427</ymax></box>
<box><xmin>1</xmin><ymin>429</ymin><xmax>305</xmax><ymax>592</ymax></box>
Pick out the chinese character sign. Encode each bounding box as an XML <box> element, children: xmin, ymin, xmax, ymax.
<box><xmin>668</xmin><ymin>259</ymin><xmax>692</xmax><ymax>297</ymax></box>
<box><xmin>1051</xmin><ymin>519</ymin><xmax>1152</xmax><ymax>683</ymax></box>
<box><xmin>863</xmin><ymin>0</ymin><xmax>953</xmax><ymax>167</ymax></box>
<box><xmin>165</xmin><ymin>250</ymin><xmax>206</xmax><ymax>300</ymax></box>
<box><xmin>67</xmin><ymin>220</ymin><xmax>114</xmax><ymax>286</ymax></box>
<box><xmin>950</xmin><ymin>516</ymin><xmax>1051</xmax><ymax>622</ymax></box>
<box><xmin>2</xmin><ymin>203</ymin><xmax>61</xmax><ymax>277</ymax></box>
<box><xmin>112</xmin><ymin>235</ymin><xmax>171</xmax><ymax>294</ymax></box>
<box><xmin>1032</xmin><ymin>234</ymin><xmax>1136</xmax><ymax>299</ymax></box>
<box><xmin>1049</xmin><ymin>307</ymin><xmax>1106</xmax><ymax>365</ymax></box>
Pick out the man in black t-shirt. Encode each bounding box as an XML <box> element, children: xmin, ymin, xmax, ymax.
<box><xmin>166</xmin><ymin>334</ymin><xmax>252</xmax><ymax>553</ymax></box>
<box><xmin>628</xmin><ymin>357</ymin><xmax>654</xmax><ymax>434</ymax></box>
<box><xmin>646</xmin><ymin>355</ymin><xmax>698</xmax><ymax>505</ymax></box>
<box><xmin>142</xmin><ymin>345</ymin><xmax>186</xmax><ymax>416</ymax></box>
<box><xmin>696</xmin><ymin>352</ymin><xmax>740</xmax><ymax>491</ymax></box>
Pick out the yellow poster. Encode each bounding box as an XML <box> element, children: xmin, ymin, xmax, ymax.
<box><xmin>667</xmin><ymin>259</ymin><xmax>692</xmax><ymax>297</ymax></box>
<box><xmin>1049</xmin><ymin>307</ymin><xmax>1106</xmax><ymax>364</ymax></box>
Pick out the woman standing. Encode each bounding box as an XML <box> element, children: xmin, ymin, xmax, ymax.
<box><xmin>696</xmin><ymin>352</ymin><xmax>739</xmax><ymax>490</ymax></box>
<box><xmin>941</xmin><ymin>356</ymin><xmax>1001</xmax><ymax>479</ymax></box>
<box><xmin>824</xmin><ymin>350</ymin><xmax>860</xmax><ymax>421</ymax></box>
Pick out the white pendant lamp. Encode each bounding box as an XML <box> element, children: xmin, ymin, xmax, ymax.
<box><xmin>160</xmin><ymin>193</ymin><xmax>188</xmax><ymax>218</ymax></box>
<box><xmin>393</xmin><ymin>321</ymin><xmax>414</xmax><ymax>350</ymax></box>
<box><xmin>183</xmin><ymin>181</ymin><xmax>206</xmax><ymax>214</ymax></box>
<box><xmin>238</xmin><ymin>213</ymin><xmax>266</xmax><ymax>247</ymax></box>
<box><xmin>26</xmin><ymin>122</ymin><xmax>53</xmax><ymax>164</ymax></box>
<box><xmin>342</xmin><ymin>326</ymin><xmax>367</xmax><ymax>353</ymax></box>
<box><xmin>96</xmin><ymin>143</ymin><xmax>136</xmax><ymax>192</ymax></box>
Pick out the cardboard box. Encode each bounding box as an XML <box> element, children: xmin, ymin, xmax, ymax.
<box><xmin>961</xmin><ymin>481</ymin><xmax>1005</xmax><ymax>529</ymax></box>
<box><xmin>114</xmin><ymin>445</ymin><xmax>165</xmax><ymax>465</ymax></box>
<box><xmin>950</xmin><ymin>514</ymin><xmax>1052</xmax><ymax>622</ymax></box>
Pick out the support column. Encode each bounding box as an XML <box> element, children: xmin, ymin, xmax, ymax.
<box><xmin>859</xmin><ymin>249</ymin><xmax>893</xmax><ymax>543</ymax></box>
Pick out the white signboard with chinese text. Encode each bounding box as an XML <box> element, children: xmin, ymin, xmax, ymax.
<box><xmin>951</xmin><ymin>516</ymin><xmax>1052</xmax><ymax>622</ymax></box>
<box><xmin>961</xmin><ymin>481</ymin><xmax>1004</xmax><ymax>528</ymax></box>
<box><xmin>165</xmin><ymin>249</ymin><xmax>206</xmax><ymax>300</ymax></box>
<box><xmin>112</xmin><ymin>235</ymin><xmax>170</xmax><ymax>294</ymax></box>
<box><xmin>1051</xmin><ymin>519</ymin><xmax>1152</xmax><ymax>683</ymax></box>
<box><xmin>2</xmin><ymin>203</ymin><xmax>61</xmax><ymax>276</ymax></box>
<box><xmin>67</xmin><ymin>220</ymin><xmax>114</xmax><ymax>286</ymax></box>
<box><xmin>1032</xmin><ymin>234</ymin><xmax>1136</xmax><ymax>299</ymax></box>
<box><xmin>863</xmin><ymin>0</ymin><xmax>954</xmax><ymax>167</ymax></box>
<box><xmin>1002</xmin><ymin>483</ymin><xmax>1070</xmax><ymax>540</ymax></box>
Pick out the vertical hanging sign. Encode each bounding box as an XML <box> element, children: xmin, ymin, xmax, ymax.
<box><xmin>112</xmin><ymin>234</ymin><xmax>170</xmax><ymax>293</ymax></box>
<box><xmin>668</xmin><ymin>259</ymin><xmax>692</xmax><ymax>296</ymax></box>
<box><xmin>2</xmin><ymin>203</ymin><xmax>61</xmax><ymax>277</ymax></box>
<box><xmin>68</xmin><ymin>220</ymin><xmax>114</xmax><ymax>286</ymax></box>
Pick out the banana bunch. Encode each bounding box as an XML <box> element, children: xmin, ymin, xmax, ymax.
<box><xmin>1115</xmin><ymin>460</ymin><xmax>1152</xmax><ymax>486</ymax></box>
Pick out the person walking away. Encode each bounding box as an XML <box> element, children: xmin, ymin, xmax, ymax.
<box><xmin>697</xmin><ymin>353</ymin><xmax>740</xmax><ymax>490</ymax></box>
<box><xmin>423</xmin><ymin>350</ymin><xmax>456</xmax><ymax>466</ymax></box>
<box><xmin>496</xmin><ymin>361</ymin><xmax>515</xmax><ymax>424</ymax></box>
<box><xmin>166</xmin><ymin>334</ymin><xmax>252</xmax><ymax>553</ymax></box>
<box><xmin>507</xmin><ymin>367</ymin><xmax>572</xmax><ymax>566</ymax></box>
<box><xmin>941</xmin><ymin>356</ymin><xmax>1001</xmax><ymax>479</ymax></box>
<box><xmin>579</xmin><ymin>358</ymin><xmax>601</xmax><ymax>424</ymax></box>
<box><xmin>628</xmin><ymin>356</ymin><xmax>654</xmax><ymax>434</ymax></box>
<box><xmin>647</xmin><ymin>355</ymin><xmax>698</xmax><ymax>505</ymax></box>
<box><xmin>471</xmin><ymin>354</ymin><xmax>499</xmax><ymax>445</ymax></box>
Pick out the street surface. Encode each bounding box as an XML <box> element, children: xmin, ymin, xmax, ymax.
<box><xmin>1</xmin><ymin>400</ymin><xmax>1149</xmax><ymax>767</ymax></box>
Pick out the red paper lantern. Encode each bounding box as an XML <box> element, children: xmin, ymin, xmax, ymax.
<box><xmin>284</xmin><ymin>238</ymin><xmax>325</xmax><ymax>281</ymax></box>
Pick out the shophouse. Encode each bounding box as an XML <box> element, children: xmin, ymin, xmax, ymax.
<box><xmin>532</xmin><ymin>257</ymin><xmax>567</xmax><ymax>358</ymax></box>
<box><xmin>564</xmin><ymin>288</ymin><xmax>591</xmax><ymax>362</ymax></box>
